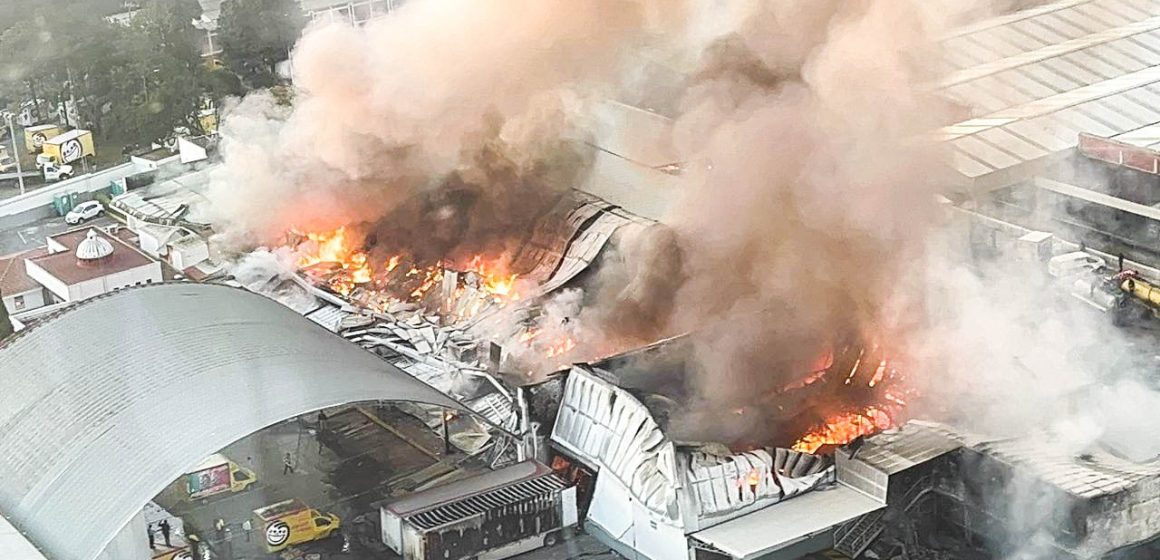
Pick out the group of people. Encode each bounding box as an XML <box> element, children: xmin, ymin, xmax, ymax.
<box><xmin>146</xmin><ymin>519</ymin><xmax>172</xmax><ymax>549</ymax></box>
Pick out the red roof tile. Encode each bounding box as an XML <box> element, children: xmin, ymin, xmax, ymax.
<box><xmin>0</xmin><ymin>248</ymin><xmax>46</xmax><ymax>295</ymax></box>
<box><xmin>29</xmin><ymin>229</ymin><xmax>156</xmax><ymax>285</ymax></box>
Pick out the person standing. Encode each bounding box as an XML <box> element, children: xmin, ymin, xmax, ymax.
<box><xmin>159</xmin><ymin>519</ymin><xmax>172</xmax><ymax>547</ymax></box>
<box><xmin>282</xmin><ymin>452</ymin><xmax>294</xmax><ymax>475</ymax></box>
<box><xmin>214</xmin><ymin>518</ymin><xmax>225</xmax><ymax>540</ymax></box>
<box><xmin>147</xmin><ymin>523</ymin><xmax>155</xmax><ymax>550</ymax></box>
<box><xmin>242</xmin><ymin>518</ymin><xmax>252</xmax><ymax>542</ymax></box>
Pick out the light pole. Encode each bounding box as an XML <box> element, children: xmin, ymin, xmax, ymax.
<box><xmin>3</xmin><ymin>112</ymin><xmax>25</xmax><ymax>195</ymax></box>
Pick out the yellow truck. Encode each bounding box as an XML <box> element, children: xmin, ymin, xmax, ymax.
<box><xmin>23</xmin><ymin>124</ymin><xmax>61</xmax><ymax>154</ymax></box>
<box><xmin>255</xmin><ymin>499</ymin><xmax>341</xmax><ymax>553</ymax></box>
<box><xmin>38</xmin><ymin>129</ymin><xmax>95</xmax><ymax>167</ymax></box>
<box><xmin>185</xmin><ymin>453</ymin><xmax>257</xmax><ymax>499</ymax></box>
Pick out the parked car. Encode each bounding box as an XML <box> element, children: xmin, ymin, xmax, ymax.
<box><xmin>0</xmin><ymin>154</ymin><xmax>16</xmax><ymax>173</ymax></box>
<box><xmin>66</xmin><ymin>200</ymin><xmax>103</xmax><ymax>224</ymax></box>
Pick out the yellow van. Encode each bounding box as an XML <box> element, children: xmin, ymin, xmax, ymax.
<box><xmin>255</xmin><ymin>499</ymin><xmax>341</xmax><ymax>553</ymax></box>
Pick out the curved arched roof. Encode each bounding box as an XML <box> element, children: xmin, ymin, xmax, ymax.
<box><xmin>0</xmin><ymin>283</ymin><xmax>469</xmax><ymax>560</ymax></box>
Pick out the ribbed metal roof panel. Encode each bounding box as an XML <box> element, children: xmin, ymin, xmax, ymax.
<box><xmin>0</xmin><ymin>283</ymin><xmax>469</xmax><ymax>560</ymax></box>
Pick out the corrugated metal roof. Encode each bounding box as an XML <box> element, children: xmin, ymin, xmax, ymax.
<box><xmin>939</xmin><ymin>0</ymin><xmax>1160</xmax><ymax>187</ymax></box>
<box><xmin>853</xmin><ymin>422</ymin><xmax>962</xmax><ymax>475</ymax></box>
<box><xmin>385</xmin><ymin>461</ymin><xmax>552</xmax><ymax>517</ymax></box>
<box><xmin>0</xmin><ymin>283</ymin><xmax>468</xmax><ymax>560</ymax></box>
<box><xmin>408</xmin><ymin>473</ymin><xmax>566</xmax><ymax>531</ymax></box>
<box><xmin>690</xmin><ymin>484</ymin><xmax>884</xmax><ymax>560</ymax></box>
<box><xmin>972</xmin><ymin>437</ymin><xmax>1160</xmax><ymax>499</ymax></box>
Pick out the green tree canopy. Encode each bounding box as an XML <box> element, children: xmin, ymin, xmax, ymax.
<box><xmin>218</xmin><ymin>0</ymin><xmax>304</xmax><ymax>88</ymax></box>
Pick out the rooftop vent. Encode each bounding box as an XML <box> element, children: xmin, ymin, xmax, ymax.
<box><xmin>76</xmin><ymin>229</ymin><xmax>114</xmax><ymax>263</ymax></box>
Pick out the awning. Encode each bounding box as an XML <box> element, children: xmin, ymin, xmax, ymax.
<box><xmin>691</xmin><ymin>484</ymin><xmax>884</xmax><ymax>560</ymax></box>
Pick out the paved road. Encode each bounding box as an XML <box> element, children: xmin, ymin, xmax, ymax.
<box><xmin>0</xmin><ymin>213</ymin><xmax>112</xmax><ymax>256</ymax></box>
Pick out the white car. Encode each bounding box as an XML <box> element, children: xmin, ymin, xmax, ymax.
<box><xmin>0</xmin><ymin>155</ymin><xmax>16</xmax><ymax>173</ymax></box>
<box><xmin>66</xmin><ymin>200</ymin><xmax>104</xmax><ymax>224</ymax></box>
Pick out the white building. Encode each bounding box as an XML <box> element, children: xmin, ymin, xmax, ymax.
<box><xmin>301</xmin><ymin>0</ymin><xmax>408</xmax><ymax>25</ymax></box>
<box><xmin>0</xmin><ymin>249</ymin><xmax>49</xmax><ymax>315</ymax></box>
<box><xmin>24</xmin><ymin>228</ymin><xmax>163</xmax><ymax>304</ymax></box>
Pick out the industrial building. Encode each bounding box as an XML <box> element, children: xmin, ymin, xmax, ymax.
<box><xmin>0</xmin><ymin>283</ymin><xmax>473</xmax><ymax>560</ymax></box>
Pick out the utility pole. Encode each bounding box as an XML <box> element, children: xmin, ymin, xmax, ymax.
<box><xmin>4</xmin><ymin>112</ymin><xmax>26</xmax><ymax>195</ymax></box>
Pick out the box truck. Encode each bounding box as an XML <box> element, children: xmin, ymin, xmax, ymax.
<box><xmin>186</xmin><ymin>454</ymin><xmax>256</xmax><ymax>499</ymax></box>
<box><xmin>24</xmin><ymin>124</ymin><xmax>61</xmax><ymax>153</ymax></box>
<box><xmin>380</xmin><ymin>461</ymin><xmax>577</xmax><ymax>560</ymax></box>
<box><xmin>37</xmin><ymin>129</ymin><xmax>94</xmax><ymax>167</ymax></box>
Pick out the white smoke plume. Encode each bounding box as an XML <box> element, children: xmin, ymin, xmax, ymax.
<box><xmin>208</xmin><ymin>0</ymin><xmax>679</xmax><ymax>253</ymax></box>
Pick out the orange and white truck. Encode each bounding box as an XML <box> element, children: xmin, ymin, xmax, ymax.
<box><xmin>254</xmin><ymin>499</ymin><xmax>341</xmax><ymax>553</ymax></box>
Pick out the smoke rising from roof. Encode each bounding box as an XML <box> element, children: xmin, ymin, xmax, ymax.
<box><xmin>208</xmin><ymin>0</ymin><xmax>673</xmax><ymax>251</ymax></box>
<box><xmin>596</xmin><ymin>1</ymin><xmax>968</xmax><ymax>443</ymax></box>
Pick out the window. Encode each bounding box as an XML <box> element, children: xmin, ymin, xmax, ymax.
<box><xmin>314</xmin><ymin>517</ymin><xmax>331</xmax><ymax>527</ymax></box>
<box><xmin>13</xmin><ymin>295</ymin><xmax>25</xmax><ymax>310</ymax></box>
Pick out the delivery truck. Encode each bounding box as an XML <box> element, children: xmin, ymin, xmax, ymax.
<box><xmin>380</xmin><ymin>461</ymin><xmax>577</xmax><ymax>560</ymax></box>
<box><xmin>186</xmin><ymin>454</ymin><xmax>256</xmax><ymax>499</ymax></box>
<box><xmin>254</xmin><ymin>499</ymin><xmax>341</xmax><ymax>553</ymax></box>
<box><xmin>37</xmin><ymin>129</ymin><xmax>94</xmax><ymax>167</ymax></box>
<box><xmin>23</xmin><ymin>124</ymin><xmax>61</xmax><ymax>154</ymax></box>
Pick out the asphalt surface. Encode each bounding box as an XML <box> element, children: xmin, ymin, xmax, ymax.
<box><xmin>153</xmin><ymin>408</ymin><xmax>621</xmax><ymax>560</ymax></box>
<box><xmin>0</xmin><ymin>213</ymin><xmax>112</xmax><ymax>256</ymax></box>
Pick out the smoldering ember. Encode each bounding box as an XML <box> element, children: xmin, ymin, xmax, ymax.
<box><xmin>4</xmin><ymin>1</ymin><xmax>1160</xmax><ymax>560</ymax></box>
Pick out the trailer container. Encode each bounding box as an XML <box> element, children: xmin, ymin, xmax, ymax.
<box><xmin>380</xmin><ymin>461</ymin><xmax>577</xmax><ymax>560</ymax></box>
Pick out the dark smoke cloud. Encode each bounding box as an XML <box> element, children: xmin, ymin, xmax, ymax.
<box><xmin>597</xmin><ymin>1</ymin><xmax>967</xmax><ymax>442</ymax></box>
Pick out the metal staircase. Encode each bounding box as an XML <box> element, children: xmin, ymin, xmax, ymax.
<box><xmin>834</xmin><ymin>509</ymin><xmax>886</xmax><ymax>558</ymax></box>
<box><xmin>834</xmin><ymin>476</ymin><xmax>933</xmax><ymax>558</ymax></box>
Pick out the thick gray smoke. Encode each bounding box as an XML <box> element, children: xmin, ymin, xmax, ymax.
<box><xmin>209</xmin><ymin>0</ymin><xmax>677</xmax><ymax>254</ymax></box>
<box><xmin>595</xmin><ymin>1</ymin><xmax>970</xmax><ymax>442</ymax></box>
<box><xmin>208</xmin><ymin>0</ymin><xmax>974</xmax><ymax>434</ymax></box>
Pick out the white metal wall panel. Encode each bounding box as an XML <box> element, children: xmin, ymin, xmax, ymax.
<box><xmin>551</xmin><ymin>367</ymin><xmax>678</xmax><ymax>518</ymax></box>
<box><xmin>0</xmin><ymin>283</ymin><xmax>469</xmax><ymax>560</ymax></box>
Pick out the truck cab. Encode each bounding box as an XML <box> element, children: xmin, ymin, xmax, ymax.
<box><xmin>254</xmin><ymin>499</ymin><xmax>341</xmax><ymax>553</ymax></box>
<box><xmin>42</xmin><ymin>162</ymin><xmax>74</xmax><ymax>182</ymax></box>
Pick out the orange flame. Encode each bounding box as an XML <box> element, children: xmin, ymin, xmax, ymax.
<box><xmin>292</xmin><ymin>229</ymin><xmax>523</xmax><ymax>313</ymax></box>
<box><xmin>741</xmin><ymin>468</ymin><xmax>761</xmax><ymax>489</ymax></box>
<box><xmin>545</xmin><ymin>337</ymin><xmax>577</xmax><ymax>358</ymax></box>
<box><xmin>792</xmin><ymin>406</ymin><xmax>894</xmax><ymax>454</ymax></box>
<box><xmin>296</xmin><ymin>227</ymin><xmax>350</xmax><ymax>267</ymax></box>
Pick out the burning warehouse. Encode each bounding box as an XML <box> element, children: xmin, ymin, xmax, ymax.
<box><xmin>198</xmin><ymin>1</ymin><xmax>1160</xmax><ymax>559</ymax></box>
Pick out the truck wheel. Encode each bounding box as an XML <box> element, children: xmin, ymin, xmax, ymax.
<box><xmin>544</xmin><ymin>531</ymin><xmax>560</xmax><ymax>547</ymax></box>
<box><xmin>59</xmin><ymin>174</ymin><xmax>71</xmax><ymax>181</ymax></box>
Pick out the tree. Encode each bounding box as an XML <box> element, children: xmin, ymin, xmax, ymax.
<box><xmin>109</xmin><ymin>0</ymin><xmax>205</xmax><ymax>141</ymax></box>
<box><xmin>218</xmin><ymin>0</ymin><xmax>304</xmax><ymax>89</ymax></box>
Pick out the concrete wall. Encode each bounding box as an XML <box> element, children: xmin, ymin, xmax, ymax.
<box><xmin>69</xmin><ymin>262</ymin><xmax>162</xmax><ymax>301</ymax></box>
<box><xmin>24</xmin><ymin>259</ymin><xmax>70</xmax><ymax>302</ymax></box>
<box><xmin>170</xmin><ymin>239</ymin><xmax>208</xmax><ymax>270</ymax></box>
<box><xmin>2</xmin><ymin>287</ymin><xmax>46</xmax><ymax>315</ymax></box>
<box><xmin>0</xmin><ymin>162</ymin><xmax>147</xmax><ymax>229</ymax></box>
